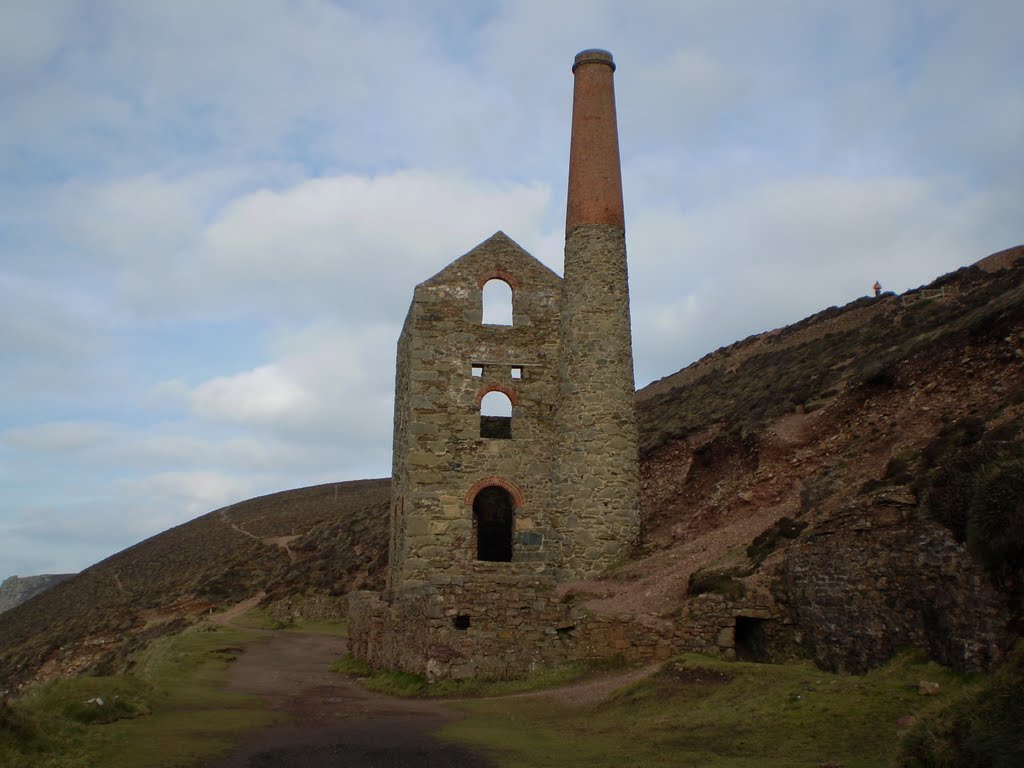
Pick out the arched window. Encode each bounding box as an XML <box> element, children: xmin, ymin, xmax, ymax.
<box><xmin>482</xmin><ymin>278</ymin><xmax>513</xmax><ymax>325</ymax></box>
<box><xmin>473</xmin><ymin>486</ymin><xmax>513</xmax><ymax>562</ymax></box>
<box><xmin>480</xmin><ymin>390</ymin><xmax>512</xmax><ymax>439</ymax></box>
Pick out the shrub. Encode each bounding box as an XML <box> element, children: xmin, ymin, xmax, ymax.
<box><xmin>858</xmin><ymin>359</ymin><xmax>898</xmax><ymax>389</ymax></box>
<box><xmin>898</xmin><ymin>645</ymin><xmax>1024</xmax><ymax>767</ymax></box>
<box><xmin>747</xmin><ymin>517</ymin><xmax>807</xmax><ymax>565</ymax></box>
<box><xmin>61</xmin><ymin>695</ymin><xmax>144</xmax><ymax>725</ymax></box>
<box><xmin>922</xmin><ymin>416</ymin><xmax>986</xmax><ymax>468</ymax></box>
<box><xmin>985</xmin><ymin>420</ymin><xmax>1021</xmax><ymax>443</ymax></box>
<box><xmin>688</xmin><ymin>568</ymin><xmax>747</xmax><ymax>600</ymax></box>
<box><xmin>330</xmin><ymin>654</ymin><xmax>374</xmax><ymax>677</ymax></box>
<box><xmin>925</xmin><ymin>449</ymin><xmax>990</xmax><ymax>542</ymax></box>
<box><xmin>884</xmin><ymin>452</ymin><xmax>917</xmax><ymax>483</ymax></box>
<box><xmin>0</xmin><ymin>700</ymin><xmax>37</xmax><ymax>744</ymax></box>
<box><xmin>800</xmin><ymin>473</ymin><xmax>838</xmax><ymax>515</ymax></box>
<box><xmin>966</xmin><ymin>458</ymin><xmax>1024</xmax><ymax>576</ymax></box>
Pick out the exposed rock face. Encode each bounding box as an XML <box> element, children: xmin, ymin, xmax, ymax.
<box><xmin>0</xmin><ymin>575</ymin><xmax>74</xmax><ymax>614</ymax></box>
<box><xmin>782</xmin><ymin>490</ymin><xmax>1014</xmax><ymax>673</ymax></box>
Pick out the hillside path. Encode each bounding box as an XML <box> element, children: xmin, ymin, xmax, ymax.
<box><xmin>203</xmin><ymin>630</ymin><xmax>494</xmax><ymax>768</ymax></box>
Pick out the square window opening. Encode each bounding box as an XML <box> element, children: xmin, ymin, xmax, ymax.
<box><xmin>471</xmin><ymin>365</ymin><xmax>483</xmax><ymax>377</ymax></box>
<box><xmin>511</xmin><ymin>366</ymin><xmax>523</xmax><ymax>379</ymax></box>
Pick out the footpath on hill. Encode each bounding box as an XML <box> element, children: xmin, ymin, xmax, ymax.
<box><xmin>203</xmin><ymin>627</ymin><xmax>494</xmax><ymax>768</ymax></box>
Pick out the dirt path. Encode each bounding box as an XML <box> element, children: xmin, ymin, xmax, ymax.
<box><xmin>512</xmin><ymin>662</ymin><xmax>660</xmax><ymax>707</ymax></box>
<box><xmin>203</xmin><ymin>630</ymin><xmax>495</xmax><ymax>768</ymax></box>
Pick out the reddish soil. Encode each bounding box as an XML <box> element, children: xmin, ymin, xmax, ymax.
<box><xmin>203</xmin><ymin>630</ymin><xmax>494</xmax><ymax>768</ymax></box>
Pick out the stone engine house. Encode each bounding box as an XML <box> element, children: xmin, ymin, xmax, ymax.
<box><xmin>349</xmin><ymin>50</ymin><xmax>651</xmax><ymax>680</ymax></box>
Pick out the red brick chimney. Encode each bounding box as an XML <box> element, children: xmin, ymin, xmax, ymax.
<box><xmin>556</xmin><ymin>49</ymin><xmax>640</xmax><ymax>578</ymax></box>
<box><xmin>565</xmin><ymin>49</ymin><xmax>624</xmax><ymax>234</ymax></box>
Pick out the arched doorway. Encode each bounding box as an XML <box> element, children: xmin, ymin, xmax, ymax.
<box><xmin>473</xmin><ymin>486</ymin><xmax>513</xmax><ymax>562</ymax></box>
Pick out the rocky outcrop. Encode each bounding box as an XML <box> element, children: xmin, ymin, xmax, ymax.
<box><xmin>0</xmin><ymin>575</ymin><xmax>74</xmax><ymax>614</ymax></box>
<box><xmin>781</xmin><ymin>489</ymin><xmax>1015</xmax><ymax>673</ymax></box>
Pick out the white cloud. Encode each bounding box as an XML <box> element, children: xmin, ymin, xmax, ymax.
<box><xmin>114</xmin><ymin>470</ymin><xmax>250</xmax><ymax>523</ymax></box>
<box><xmin>54</xmin><ymin>170</ymin><xmax>553</xmax><ymax>321</ymax></box>
<box><xmin>196</xmin><ymin>172</ymin><xmax>552</xmax><ymax>312</ymax></box>
<box><xmin>190</xmin><ymin>366</ymin><xmax>314</xmax><ymax>427</ymax></box>
<box><xmin>174</xmin><ymin>321</ymin><xmax>397</xmax><ymax>463</ymax></box>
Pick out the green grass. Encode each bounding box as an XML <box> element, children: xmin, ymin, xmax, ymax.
<box><xmin>332</xmin><ymin>654</ymin><xmax>620</xmax><ymax>698</ymax></box>
<box><xmin>441</xmin><ymin>652</ymin><xmax>981</xmax><ymax>768</ymax></box>
<box><xmin>898</xmin><ymin>644</ymin><xmax>1024</xmax><ymax>767</ymax></box>
<box><xmin>0</xmin><ymin>623</ymin><xmax>282</xmax><ymax>768</ymax></box>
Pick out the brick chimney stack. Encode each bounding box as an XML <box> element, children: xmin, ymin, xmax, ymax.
<box><xmin>555</xmin><ymin>49</ymin><xmax>640</xmax><ymax>578</ymax></box>
<box><xmin>566</xmin><ymin>49</ymin><xmax>625</xmax><ymax>233</ymax></box>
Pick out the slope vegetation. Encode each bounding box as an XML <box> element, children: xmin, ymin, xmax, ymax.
<box><xmin>0</xmin><ymin>479</ymin><xmax>388</xmax><ymax>694</ymax></box>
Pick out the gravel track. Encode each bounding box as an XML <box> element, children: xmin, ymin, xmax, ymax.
<box><xmin>203</xmin><ymin>631</ymin><xmax>494</xmax><ymax>768</ymax></box>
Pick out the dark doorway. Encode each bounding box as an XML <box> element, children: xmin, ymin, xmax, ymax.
<box><xmin>734</xmin><ymin>616</ymin><xmax>768</xmax><ymax>662</ymax></box>
<box><xmin>473</xmin><ymin>486</ymin><xmax>513</xmax><ymax>562</ymax></box>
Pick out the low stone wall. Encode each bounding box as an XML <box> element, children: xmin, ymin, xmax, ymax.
<box><xmin>348</xmin><ymin>574</ymin><xmax>787</xmax><ymax>680</ymax></box>
<box><xmin>265</xmin><ymin>593</ymin><xmax>347</xmax><ymax>625</ymax></box>
<box><xmin>783</xmin><ymin>489</ymin><xmax>1015</xmax><ymax>673</ymax></box>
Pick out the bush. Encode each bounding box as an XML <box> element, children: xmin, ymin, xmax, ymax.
<box><xmin>858</xmin><ymin>359</ymin><xmax>899</xmax><ymax>389</ymax></box>
<box><xmin>922</xmin><ymin>417</ymin><xmax>986</xmax><ymax>468</ymax></box>
<box><xmin>747</xmin><ymin>517</ymin><xmax>807</xmax><ymax>565</ymax></box>
<box><xmin>688</xmin><ymin>568</ymin><xmax>747</xmax><ymax>600</ymax></box>
<box><xmin>330</xmin><ymin>654</ymin><xmax>374</xmax><ymax>677</ymax></box>
<box><xmin>898</xmin><ymin>646</ymin><xmax>1024</xmax><ymax>767</ymax></box>
<box><xmin>61</xmin><ymin>695</ymin><xmax>145</xmax><ymax>725</ymax></box>
<box><xmin>800</xmin><ymin>473</ymin><xmax>838</xmax><ymax>515</ymax></box>
<box><xmin>966</xmin><ymin>458</ymin><xmax>1024</xmax><ymax>576</ymax></box>
<box><xmin>925</xmin><ymin>448</ymin><xmax>991</xmax><ymax>542</ymax></box>
<box><xmin>0</xmin><ymin>700</ymin><xmax>37</xmax><ymax>744</ymax></box>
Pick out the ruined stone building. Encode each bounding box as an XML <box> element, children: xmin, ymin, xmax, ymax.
<box><xmin>349</xmin><ymin>50</ymin><xmax>652</xmax><ymax>679</ymax></box>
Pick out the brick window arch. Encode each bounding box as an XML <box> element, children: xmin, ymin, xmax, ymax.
<box><xmin>464</xmin><ymin>476</ymin><xmax>526</xmax><ymax>508</ymax></box>
<box><xmin>477</xmin><ymin>269</ymin><xmax>519</xmax><ymax>290</ymax></box>
<box><xmin>474</xmin><ymin>383</ymin><xmax>518</xmax><ymax>406</ymax></box>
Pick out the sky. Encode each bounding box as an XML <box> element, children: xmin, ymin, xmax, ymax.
<box><xmin>1</xmin><ymin>1</ymin><xmax>1021</xmax><ymax>578</ymax></box>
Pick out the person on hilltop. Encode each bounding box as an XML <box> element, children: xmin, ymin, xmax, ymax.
<box><xmin>873</xmin><ymin>280</ymin><xmax>882</xmax><ymax>298</ymax></box>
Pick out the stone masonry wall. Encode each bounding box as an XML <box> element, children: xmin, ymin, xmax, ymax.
<box><xmin>387</xmin><ymin>308</ymin><xmax>414</xmax><ymax>588</ymax></box>
<box><xmin>348</xmin><ymin>574</ymin><xmax>788</xmax><ymax>681</ymax></box>
<box><xmin>389</xmin><ymin>232</ymin><xmax>565</xmax><ymax>585</ymax></box>
<box><xmin>349</xmin><ymin>576</ymin><xmax>676</xmax><ymax>681</ymax></box>
<box><xmin>783</xmin><ymin>489</ymin><xmax>1015</xmax><ymax>672</ymax></box>
<box><xmin>555</xmin><ymin>223</ymin><xmax>641</xmax><ymax>577</ymax></box>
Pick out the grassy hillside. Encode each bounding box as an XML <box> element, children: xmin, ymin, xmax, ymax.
<box><xmin>0</xmin><ymin>479</ymin><xmax>388</xmax><ymax>694</ymax></box>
